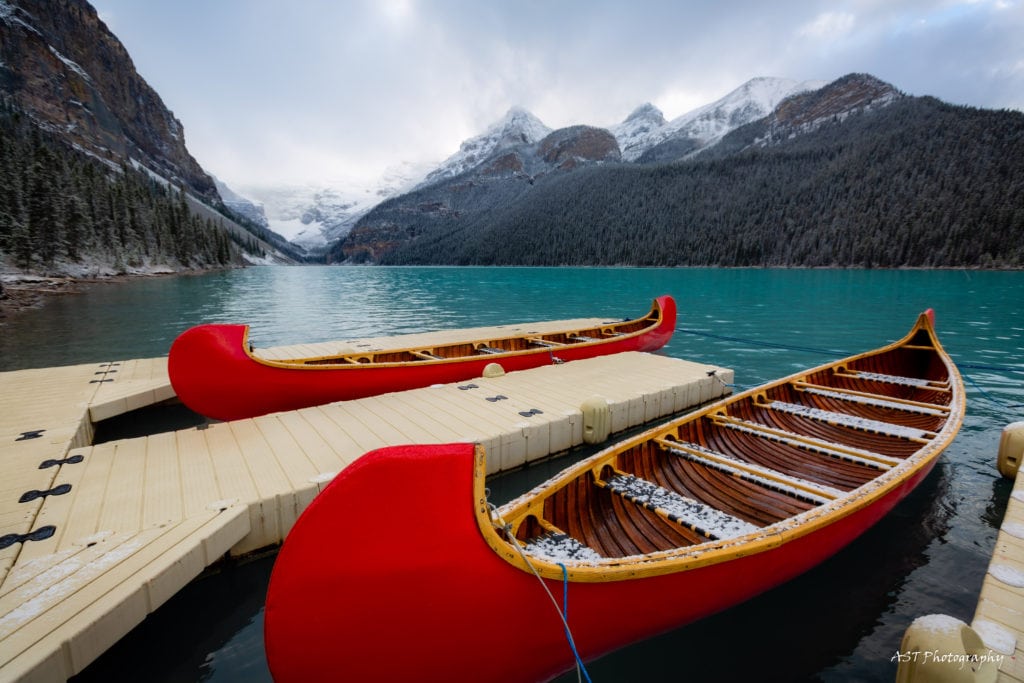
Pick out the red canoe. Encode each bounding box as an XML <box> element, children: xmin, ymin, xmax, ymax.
<box><xmin>169</xmin><ymin>295</ymin><xmax>676</xmax><ymax>421</ymax></box>
<box><xmin>264</xmin><ymin>310</ymin><xmax>964</xmax><ymax>682</ymax></box>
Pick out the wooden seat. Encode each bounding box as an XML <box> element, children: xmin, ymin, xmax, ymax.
<box><xmin>599</xmin><ymin>472</ymin><xmax>759</xmax><ymax>541</ymax></box>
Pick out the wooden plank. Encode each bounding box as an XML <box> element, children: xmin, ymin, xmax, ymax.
<box><xmin>251</xmin><ymin>416</ymin><xmax>322</xmax><ymax>486</ymax></box>
<box><xmin>219</xmin><ymin>420</ymin><xmax>292</xmax><ymax>554</ymax></box>
<box><xmin>140</xmin><ymin>431</ymin><xmax>184</xmax><ymax>529</ymax></box>
<box><xmin>173</xmin><ymin>429</ymin><xmax>221</xmax><ymax>519</ymax></box>
<box><xmin>0</xmin><ymin>505</ymin><xmax>248</xmax><ymax>681</ymax></box>
<box><xmin>285</xmin><ymin>407</ymin><xmax>368</xmax><ymax>470</ymax></box>
<box><xmin>274</xmin><ymin>410</ymin><xmax>357</xmax><ymax>476</ymax></box>
<box><xmin>96</xmin><ymin>437</ymin><xmax>148</xmax><ymax>536</ymax></box>
<box><xmin>24</xmin><ymin>442</ymin><xmax>116</xmax><ymax>560</ymax></box>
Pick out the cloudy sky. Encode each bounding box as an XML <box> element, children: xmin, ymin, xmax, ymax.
<box><xmin>91</xmin><ymin>0</ymin><xmax>1023</xmax><ymax>192</ymax></box>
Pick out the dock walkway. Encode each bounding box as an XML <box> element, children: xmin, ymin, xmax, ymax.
<box><xmin>969</xmin><ymin>432</ymin><xmax>1024</xmax><ymax>682</ymax></box>
<box><xmin>897</xmin><ymin>422</ymin><xmax>1024</xmax><ymax>683</ymax></box>
<box><xmin>0</xmin><ymin>320</ymin><xmax>732</xmax><ymax>681</ymax></box>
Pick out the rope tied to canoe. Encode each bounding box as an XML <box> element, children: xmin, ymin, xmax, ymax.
<box><xmin>487</xmin><ymin>501</ymin><xmax>592</xmax><ymax>683</ymax></box>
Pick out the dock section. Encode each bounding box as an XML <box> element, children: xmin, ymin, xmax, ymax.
<box><xmin>969</xmin><ymin>423</ymin><xmax>1024</xmax><ymax>682</ymax></box>
<box><xmin>897</xmin><ymin>422</ymin><xmax>1024</xmax><ymax>683</ymax></box>
<box><xmin>0</xmin><ymin>327</ymin><xmax>732</xmax><ymax>682</ymax></box>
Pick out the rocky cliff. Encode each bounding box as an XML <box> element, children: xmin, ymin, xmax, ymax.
<box><xmin>0</xmin><ymin>0</ymin><xmax>217</xmax><ymax>201</ymax></box>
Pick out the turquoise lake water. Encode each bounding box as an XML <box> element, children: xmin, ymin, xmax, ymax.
<box><xmin>2</xmin><ymin>266</ymin><xmax>1021</xmax><ymax>681</ymax></box>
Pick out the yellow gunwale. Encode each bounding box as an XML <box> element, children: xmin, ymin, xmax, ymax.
<box><xmin>474</xmin><ymin>312</ymin><xmax>965</xmax><ymax>582</ymax></box>
<box><xmin>239</xmin><ymin>299</ymin><xmax>666</xmax><ymax>371</ymax></box>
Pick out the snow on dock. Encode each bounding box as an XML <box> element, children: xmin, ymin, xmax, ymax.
<box><xmin>0</xmin><ymin>324</ymin><xmax>732</xmax><ymax>681</ymax></box>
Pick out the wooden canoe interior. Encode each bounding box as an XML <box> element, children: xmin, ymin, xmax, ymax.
<box><xmin>299</xmin><ymin>309</ymin><xmax>660</xmax><ymax>366</ymax></box>
<box><xmin>509</xmin><ymin>327</ymin><xmax>955</xmax><ymax>561</ymax></box>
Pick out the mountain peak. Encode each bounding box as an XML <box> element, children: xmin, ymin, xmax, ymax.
<box><xmin>422</xmin><ymin>107</ymin><xmax>551</xmax><ymax>186</ymax></box>
<box><xmin>768</xmin><ymin>73</ymin><xmax>902</xmax><ymax>133</ymax></box>
<box><xmin>620</xmin><ymin>76</ymin><xmax>827</xmax><ymax>162</ymax></box>
<box><xmin>623</xmin><ymin>102</ymin><xmax>666</xmax><ymax>126</ymax></box>
<box><xmin>611</xmin><ymin>103</ymin><xmax>668</xmax><ymax>161</ymax></box>
<box><xmin>483</xmin><ymin>106</ymin><xmax>550</xmax><ymax>147</ymax></box>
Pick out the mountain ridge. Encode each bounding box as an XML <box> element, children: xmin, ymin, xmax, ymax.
<box><xmin>336</xmin><ymin>74</ymin><xmax>1024</xmax><ymax>268</ymax></box>
<box><xmin>240</xmin><ymin>77</ymin><xmax>829</xmax><ymax>250</ymax></box>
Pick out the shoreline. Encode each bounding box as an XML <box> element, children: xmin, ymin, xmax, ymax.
<box><xmin>0</xmin><ymin>274</ymin><xmax>95</xmax><ymax>318</ymax></box>
<box><xmin>0</xmin><ymin>268</ymin><xmax>229</xmax><ymax>319</ymax></box>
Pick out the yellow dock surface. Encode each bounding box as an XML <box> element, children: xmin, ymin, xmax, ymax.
<box><xmin>0</xmin><ymin>322</ymin><xmax>732</xmax><ymax>682</ymax></box>
<box><xmin>971</xmin><ymin>458</ymin><xmax>1024</xmax><ymax>682</ymax></box>
<box><xmin>898</xmin><ymin>423</ymin><xmax>1024</xmax><ymax>683</ymax></box>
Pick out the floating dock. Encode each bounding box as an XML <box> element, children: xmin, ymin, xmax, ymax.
<box><xmin>0</xmin><ymin>319</ymin><xmax>732</xmax><ymax>682</ymax></box>
<box><xmin>897</xmin><ymin>422</ymin><xmax>1024</xmax><ymax>683</ymax></box>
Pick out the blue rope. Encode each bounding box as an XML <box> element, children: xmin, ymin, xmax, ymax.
<box><xmin>958</xmin><ymin>362</ymin><xmax>1024</xmax><ymax>375</ymax></box>
<box><xmin>963</xmin><ymin>373</ymin><xmax>1024</xmax><ymax>410</ymax></box>
<box><xmin>557</xmin><ymin>562</ymin><xmax>592</xmax><ymax>683</ymax></box>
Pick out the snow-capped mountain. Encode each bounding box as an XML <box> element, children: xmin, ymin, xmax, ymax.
<box><xmin>419</xmin><ymin>107</ymin><xmax>552</xmax><ymax>187</ymax></box>
<box><xmin>611</xmin><ymin>103</ymin><xmax>668</xmax><ymax>162</ymax></box>
<box><xmin>236</xmin><ymin>161</ymin><xmax>428</xmax><ymax>249</ymax></box>
<box><xmin>232</xmin><ymin>78</ymin><xmax>830</xmax><ymax>253</ymax></box>
<box><xmin>611</xmin><ymin>77</ymin><xmax>826</xmax><ymax>161</ymax></box>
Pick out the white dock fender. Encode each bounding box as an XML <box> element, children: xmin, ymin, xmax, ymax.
<box><xmin>482</xmin><ymin>362</ymin><xmax>506</xmax><ymax>378</ymax></box>
<box><xmin>996</xmin><ymin>421</ymin><xmax>1024</xmax><ymax>478</ymax></box>
<box><xmin>580</xmin><ymin>395</ymin><xmax>611</xmax><ymax>444</ymax></box>
<box><xmin>895</xmin><ymin>614</ymin><xmax>999</xmax><ymax>683</ymax></box>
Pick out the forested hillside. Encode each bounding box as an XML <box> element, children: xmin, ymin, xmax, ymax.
<box><xmin>376</xmin><ymin>96</ymin><xmax>1024</xmax><ymax>267</ymax></box>
<box><xmin>0</xmin><ymin>99</ymin><xmax>253</xmax><ymax>273</ymax></box>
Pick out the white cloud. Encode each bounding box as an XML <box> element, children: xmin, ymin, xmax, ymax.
<box><xmin>797</xmin><ymin>11</ymin><xmax>857</xmax><ymax>40</ymax></box>
<box><xmin>90</xmin><ymin>0</ymin><xmax>1023</xmax><ymax>190</ymax></box>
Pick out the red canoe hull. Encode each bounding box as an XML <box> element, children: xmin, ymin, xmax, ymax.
<box><xmin>169</xmin><ymin>296</ymin><xmax>676</xmax><ymax>421</ymax></box>
<box><xmin>264</xmin><ymin>442</ymin><xmax>937</xmax><ymax>683</ymax></box>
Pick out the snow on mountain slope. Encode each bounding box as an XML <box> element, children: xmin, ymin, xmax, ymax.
<box><xmin>225</xmin><ymin>77</ymin><xmax>828</xmax><ymax>251</ymax></box>
<box><xmin>610</xmin><ymin>103</ymin><xmax>668</xmax><ymax>162</ymax></box>
<box><xmin>419</xmin><ymin>107</ymin><xmax>551</xmax><ymax>187</ymax></box>
<box><xmin>237</xmin><ymin>161</ymin><xmax>428</xmax><ymax>249</ymax></box>
<box><xmin>612</xmin><ymin>77</ymin><xmax>826</xmax><ymax>161</ymax></box>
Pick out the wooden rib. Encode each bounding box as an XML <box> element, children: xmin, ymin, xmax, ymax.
<box><xmin>736</xmin><ymin>399</ymin><xmax>922</xmax><ymax>459</ymax></box>
<box><xmin>832</xmin><ymin>369</ymin><xmax>950</xmax><ymax>391</ymax></box>
<box><xmin>607</xmin><ymin>491</ymin><xmax>706</xmax><ymax>549</ymax></box>
<box><xmin>792</xmin><ymin>381</ymin><xmax>950</xmax><ymax>415</ymax></box>
<box><xmin>778</xmin><ymin>384</ymin><xmax>948</xmax><ymax>436</ymax></box>
<box><xmin>758</xmin><ymin>399</ymin><xmax>936</xmax><ymax>443</ymax></box>
<box><xmin>658</xmin><ymin>452</ymin><xmax>799</xmax><ymax>525</ymax></box>
<box><xmin>654</xmin><ymin>438</ymin><xmax>839</xmax><ymax>504</ymax></box>
<box><xmin>593</xmin><ymin>484</ymin><xmax>646</xmax><ymax>556</ymax></box>
<box><xmin>709</xmin><ymin>413</ymin><xmax>901</xmax><ymax>468</ymax></box>
<box><xmin>695</xmin><ymin>419</ymin><xmax>881</xmax><ymax>490</ymax></box>
<box><xmin>527</xmin><ymin>338</ymin><xmax>564</xmax><ymax>347</ymax></box>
